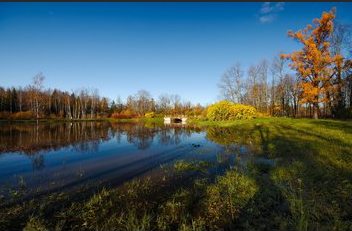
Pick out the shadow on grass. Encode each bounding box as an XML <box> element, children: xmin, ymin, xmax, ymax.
<box><xmin>207</xmin><ymin>121</ymin><xmax>352</xmax><ymax>230</ymax></box>
<box><xmin>307</xmin><ymin>119</ymin><xmax>352</xmax><ymax>135</ymax></box>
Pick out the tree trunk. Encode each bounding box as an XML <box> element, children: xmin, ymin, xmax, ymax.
<box><xmin>19</xmin><ymin>93</ymin><xmax>22</xmax><ymax>112</ymax></box>
<box><xmin>293</xmin><ymin>96</ymin><xmax>297</xmax><ymax>118</ymax></box>
<box><xmin>336</xmin><ymin>70</ymin><xmax>344</xmax><ymax>112</ymax></box>
<box><xmin>313</xmin><ymin>103</ymin><xmax>319</xmax><ymax>119</ymax></box>
<box><xmin>350</xmin><ymin>91</ymin><xmax>352</xmax><ymax>108</ymax></box>
<box><xmin>36</xmin><ymin>98</ymin><xmax>39</xmax><ymax>120</ymax></box>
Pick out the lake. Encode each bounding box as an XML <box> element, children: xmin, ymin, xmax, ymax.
<box><xmin>0</xmin><ymin>121</ymin><xmax>260</xmax><ymax>200</ymax></box>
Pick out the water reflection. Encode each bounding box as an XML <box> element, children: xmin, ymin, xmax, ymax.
<box><xmin>0</xmin><ymin>122</ymin><xmax>257</xmax><ymax>198</ymax></box>
<box><xmin>30</xmin><ymin>154</ymin><xmax>45</xmax><ymax>171</ymax></box>
<box><xmin>206</xmin><ymin>126</ymin><xmax>276</xmax><ymax>168</ymax></box>
<box><xmin>0</xmin><ymin>122</ymin><xmax>110</xmax><ymax>155</ymax></box>
<box><xmin>0</xmin><ymin>122</ymin><xmax>202</xmax><ymax>156</ymax></box>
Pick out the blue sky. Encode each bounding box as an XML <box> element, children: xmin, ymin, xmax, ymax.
<box><xmin>1</xmin><ymin>2</ymin><xmax>352</xmax><ymax>105</ymax></box>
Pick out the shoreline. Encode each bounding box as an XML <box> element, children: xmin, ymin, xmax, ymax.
<box><xmin>1</xmin><ymin>117</ymin><xmax>351</xmax><ymax>128</ymax></box>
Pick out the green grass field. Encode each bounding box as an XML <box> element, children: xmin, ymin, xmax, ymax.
<box><xmin>1</xmin><ymin>117</ymin><xmax>352</xmax><ymax>231</ymax></box>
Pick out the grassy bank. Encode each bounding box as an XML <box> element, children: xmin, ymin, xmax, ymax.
<box><xmin>1</xmin><ymin>117</ymin><xmax>352</xmax><ymax>230</ymax></box>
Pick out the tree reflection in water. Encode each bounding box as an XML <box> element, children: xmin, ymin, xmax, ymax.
<box><xmin>0</xmin><ymin>122</ymin><xmax>203</xmax><ymax>171</ymax></box>
<box><xmin>0</xmin><ymin>121</ymin><xmax>260</xmax><ymax>205</ymax></box>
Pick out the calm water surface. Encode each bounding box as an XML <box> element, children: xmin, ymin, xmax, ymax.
<box><xmin>0</xmin><ymin>121</ymin><xmax>259</xmax><ymax>197</ymax></box>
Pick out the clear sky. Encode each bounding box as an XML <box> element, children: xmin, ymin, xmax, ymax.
<box><xmin>1</xmin><ymin>2</ymin><xmax>352</xmax><ymax>105</ymax></box>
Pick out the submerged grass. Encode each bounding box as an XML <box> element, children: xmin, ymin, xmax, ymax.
<box><xmin>1</xmin><ymin>117</ymin><xmax>352</xmax><ymax>230</ymax></box>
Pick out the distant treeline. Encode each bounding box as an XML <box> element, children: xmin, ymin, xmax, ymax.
<box><xmin>0</xmin><ymin>74</ymin><xmax>205</xmax><ymax>120</ymax></box>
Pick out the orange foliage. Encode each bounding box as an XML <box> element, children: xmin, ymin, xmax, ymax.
<box><xmin>0</xmin><ymin>111</ymin><xmax>36</xmax><ymax>120</ymax></box>
<box><xmin>111</xmin><ymin>110</ymin><xmax>139</xmax><ymax>119</ymax></box>
<box><xmin>281</xmin><ymin>8</ymin><xmax>342</xmax><ymax>118</ymax></box>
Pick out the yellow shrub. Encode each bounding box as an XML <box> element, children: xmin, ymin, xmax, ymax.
<box><xmin>206</xmin><ymin>101</ymin><xmax>256</xmax><ymax>121</ymax></box>
<box><xmin>206</xmin><ymin>101</ymin><xmax>235</xmax><ymax>121</ymax></box>
<box><xmin>231</xmin><ymin>104</ymin><xmax>257</xmax><ymax>119</ymax></box>
<box><xmin>144</xmin><ymin>112</ymin><xmax>155</xmax><ymax>118</ymax></box>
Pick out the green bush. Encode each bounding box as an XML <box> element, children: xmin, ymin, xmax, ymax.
<box><xmin>206</xmin><ymin>100</ymin><xmax>257</xmax><ymax>121</ymax></box>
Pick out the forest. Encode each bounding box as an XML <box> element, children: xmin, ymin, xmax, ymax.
<box><xmin>0</xmin><ymin>8</ymin><xmax>351</xmax><ymax>120</ymax></box>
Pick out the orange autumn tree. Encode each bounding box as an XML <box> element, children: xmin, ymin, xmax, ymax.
<box><xmin>281</xmin><ymin>8</ymin><xmax>339</xmax><ymax>119</ymax></box>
